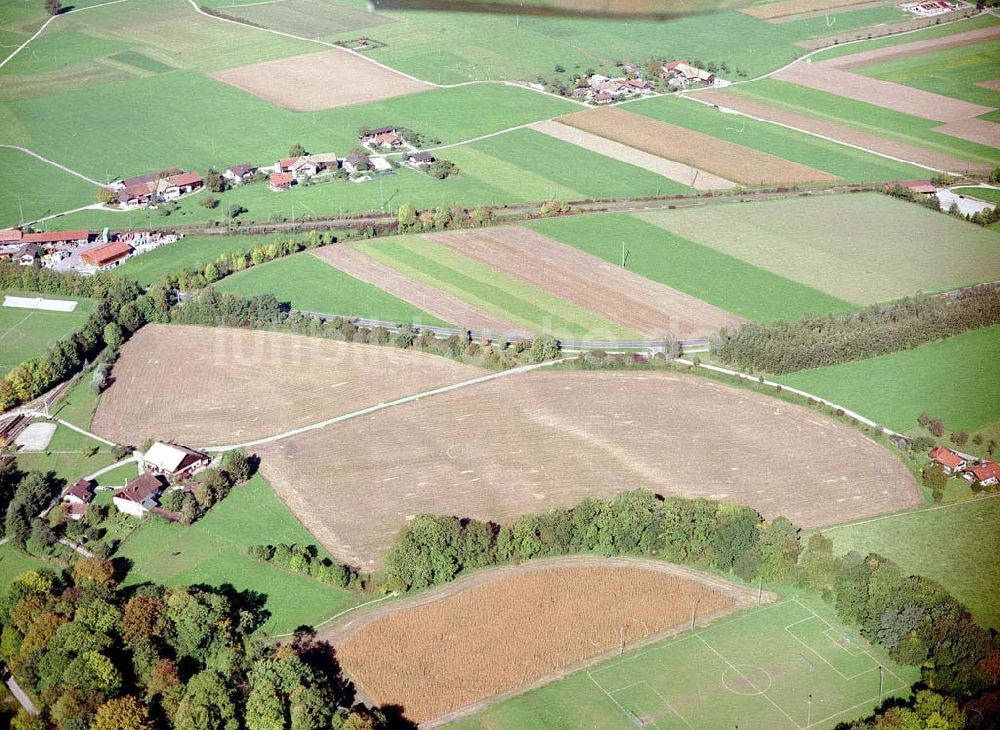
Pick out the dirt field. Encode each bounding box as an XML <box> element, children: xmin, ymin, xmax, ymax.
<box><xmin>332</xmin><ymin>558</ymin><xmax>748</xmax><ymax>724</ymax></box>
<box><xmin>310</xmin><ymin>247</ymin><xmax>532</xmax><ymax>338</ymax></box>
<box><xmin>209</xmin><ymin>48</ymin><xmax>430</xmax><ymax>111</ymax></box>
<box><xmin>741</xmin><ymin>0</ymin><xmax>878</xmax><ymax>20</ymax></box>
<box><xmin>773</xmin><ymin>63</ymin><xmax>993</xmax><ymax>123</ymax></box>
<box><xmin>978</xmin><ymin>79</ymin><xmax>1000</xmax><ymax>92</ymax></box>
<box><xmin>556</xmin><ymin>107</ymin><xmax>841</xmax><ymax>186</ymax></box>
<box><xmin>697</xmin><ymin>89</ymin><xmax>995</xmax><ymax>173</ymax></box>
<box><xmin>424</xmin><ymin>226</ymin><xmax>742</xmax><ymax>338</ymax></box>
<box><xmin>531</xmin><ymin>120</ymin><xmax>737</xmax><ymax>190</ymax></box>
<box><xmin>258</xmin><ymin>370</ymin><xmax>920</xmax><ymax>568</ymax></box>
<box><xmin>91</xmin><ymin>324</ymin><xmax>483</xmax><ymax>447</ymax></box>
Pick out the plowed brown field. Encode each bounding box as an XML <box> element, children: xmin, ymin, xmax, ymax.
<box><xmin>311</xmin><ymin>246</ymin><xmax>532</xmax><ymax>338</ymax></box>
<box><xmin>334</xmin><ymin>559</ymin><xmax>748</xmax><ymax>724</ymax></box>
<box><xmin>210</xmin><ymin>48</ymin><xmax>430</xmax><ymax>111</ymax></box>
<box><xmin>425</xmin><ymin>226</ymin><xmax>742</xmax><ymax>338</ymax></box>
<box><xmin>258</xmin><ymin>370</ymin><xmax>920</xmax><ymax>567</ymax></box>
<box><xmin>556</xmin><ymin>106</ymin><xmax>840</xmax><ymax>185</ymax></box>
<box><xmin>92</xmin><ymin>324</ymin><xmax>483</xmax><ymax>446</ymax></box>
<box><xmin>741</xmin><ymin>0</ymin><xmax>876</xmax><ymax>20</ymax></box>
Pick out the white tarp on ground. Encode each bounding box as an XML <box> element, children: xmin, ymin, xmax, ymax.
<box><xmin>3</xmin><ymin>295</ymin><xmax>77</xmax><ymax>312</ymax></box>
<box><xmin>14</xmin><ymin>422</ymin><xmax>57</xmax><ymax>452</ymax></box>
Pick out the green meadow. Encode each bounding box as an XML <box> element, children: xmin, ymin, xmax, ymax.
<box><xmin>117</xmin><ymin>474</ymin><xmax>363</xmax><ymax>635</ymax></box>
<box><xmin>0</xmin><ymin>147</ymin><xmax>98</xmax><ymax>227</ymax></box>
<box><xmin>0</xmin><ymin>291</ymin><xmax>93</xmax><ymax>376</ymax></box>
<box><xmin>628</xmin><ymin>95</ymin><xmax>929</xmax><ymax>182</ymax></box>
<box><xmin>728</xmin><ymin>79</ymin><xmax>999</xmax><ymax>167</ymax></box>
<box><xmin>952</xmin><ymin>186</ymin><xmax>1000</xmax><ymax>204</ymax></box>
<box><xmin>215</xmin><ymin>251</ymin><xmax>449</xmax><ymax>325</ymax></box>
<box><xmin>355</xmin><ymin>237</ymin><xmax>640</xmax><ymax>338</ymax></box>
<box><xmin>825</xmin><ymin>498</ymin><xmax>1000</xmax><ymax>629</ymax></box>
<box><xmin>527</xmin><ymin>213</ymin><xmax>852</xmax><ymax>323</ymax></box>
<box><xmin>779</xmin><ymin>325</ymin><xmax>1000</xmax><ymax>434</ymax></box>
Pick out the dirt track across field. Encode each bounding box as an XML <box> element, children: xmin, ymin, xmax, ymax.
<box><xmin>258</xmin><ymin>370</ymin><xmax>920</xmax><ymax>568</ymax></box>
<box><xmin>310</xmin><ymin>247</ymin><xmax>532</xmax><ymax>338</ymax></box>
<box><xmin>331</xmin><ymin>558</ymin><xmax>754</xmax><ymax>725</ymax></box>
<box><xmin>556</xmin><ymin>106</ymin><xmax>841</xmax><ymax>186</ymax></box>
<box><xmin>696</xmin><ymin>89</ymin><xmax>995</xmax><ymax>173</ymax></box>
<box><xmin>531</xmin><ymin>119</ymin><xmax>737</xmax><ymax>190</ymax></box>
<box><xmin>741</xmin><ymin>0</ymin><xmax>878</xmax><ymax>19</ymax></box>
<box><xmin>425</xmin><ymin>226</ymin><xmax>742</xmax><ymax>338</ymax></box>
<box><xmin>210</xmin><ymin>48</ymin><xmax>430</xmax><ymax>111</ymax></box>
<box><xmin>92</xmin><ymin>324</ymin><xmax>483</xmax><ymax>446</ymax></box>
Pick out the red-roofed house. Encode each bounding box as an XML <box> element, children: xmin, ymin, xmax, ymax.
<box><xmin>22</xmin><ymin>230</ymin><xmax>91</xmax><ymax>245</ymax></box>
<box><xmin>62</xmin><ymin>478</ymin><xmax>94</xmax><ymax>520</ymax></box>
<box><xmin>890</xmin><ymin>180</ymin><xmax>937</xmax><ymax>196</ymax></box>
<box><xmin>0</xmin><ymin>228</ymin><xmax>22</xmax><ymax>243</ymax></box>
<box><xmin>370</xmin><ymin>132</ymin><xmax>404</xmax><ymax>149</ymax></box>
<box><xmin>114</xmin><ymin>473</ymin><xmax>165</xmax><ymax>517</ymax></box>
<box><xmin>81</xmin><ymin>241</ymin><xmax>133</xmax><ymax>270</ymax></box>
<box><xmin>928</xmin><ymin>446</ymin><xmax>966</xmax><ymax>474</ymax></box>
<box><xmin>269</xmin><ymin>172</ymin><xmax>294</xmax><ymax>191</ymax></box>
<box><xmin>964</xmin><ymin>461</ymin><xmax>1000</xmax><ymax>486</ymax></box>
<box><xmin>161</xmin><ymin>171</ymin><xmax>203</xmax><ymax>200</ymax></box>
<box><xmin>277</xmin><ymin>157</ymin><xmax>300</xmax><ymax>173</ymax></box>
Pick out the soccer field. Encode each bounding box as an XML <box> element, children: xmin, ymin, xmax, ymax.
<box><xmin>453</xmin><ymin>597</ymin><xmax>917</xmax><ymax>729</ymax></box>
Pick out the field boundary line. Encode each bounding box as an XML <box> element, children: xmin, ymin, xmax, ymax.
<box><xmin>695</xmin><ymin>634</ymin><xmax>802</xmax><ymax>729</ymax></box>
<box><xmin>587</xmin><ymin>673</ymin><xmax>664</xmax><ymax>730</ymax></box>
<box><xmin>0</xmin><ymin>0</ymin><xmax>130</xmax><ymax>70</ymax></box>
<box><xmin>784</xmin><ymin>615</ymin><xmax>877</xmax><ymax>681</ymax></box>
<box><xmin>819</xmin><ymin>491</ymin><xmax>1000</xmax><ymax>533</ymax></box>
<box><xmin>0</xmin><ymin>145</ymin><xmax>104</xmax><ymax>188</ymax></box>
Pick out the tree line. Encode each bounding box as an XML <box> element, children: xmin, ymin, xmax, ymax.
<box><xmin>711</xmin><ymin>284</ymin><xmax>1000</xmax><ymax>374</ymax></box>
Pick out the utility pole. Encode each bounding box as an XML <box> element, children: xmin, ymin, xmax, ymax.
<box><xmin>757</xmin><ymin>577</ymin><xmax>763</xmax><ymax>607</ymax></box>
<box><xmin>689</xmin><ymin>598</ymin><xmax>697</xmax><ymax>631</ymax></box>
<box><xmin>807</xmin><ymin>694</ymin><xmax>812</xmax><ymax>728</ymax></box>
<box><xmin>878</xmin><ymin>666</ymin><xmax>884</xmax><ymax>703</ymax></box>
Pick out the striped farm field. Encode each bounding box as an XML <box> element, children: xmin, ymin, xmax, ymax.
<box><xmin>526</xmin><ymin>214</ymin><xmax>854</xmax><ymax>323</ymax></box>
<box><xmin>353</xmin><ymin>237</ymin><xmax>641</xmax><ymax>339</ymax></box>
<box><xmin>556</xmin><ymin>106</ymin><xmax>840</xmax><ymax>186</ymax></box>
<box><xmin>636</xmin><ymin>193</ymin><xmax>1000</xmax><ymax>305</ymax></box>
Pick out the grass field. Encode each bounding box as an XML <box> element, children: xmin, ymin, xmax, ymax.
<box><xmin>215</xmin><ymin>251</ymin><xmax>450</xmax><ymax>325</ymax></box>
<box><xmin>780</xmin><ymin>325</ymin><xmax>1000</xmax><ymax>434</ymax></box>
<box><xmin>0</xmin><ymin>148</ymin><xmax>99</xmax><ymax>228</ymax></box>
<box><xmin>636</xmin><ymin>194</ymin><xmax>1000</xmax><ymax>306</ymax></box>
<box><xmin>825</xmin><ymin>498</ymin><xmax>1000</xmax><ymax>629</ymax></box>
<box><xmin>0</xmin><ymin>542</ymin><xmax>55</xmax><ymax>593</ymax></box>
<box><xmin>116</xmin><ymin>473</ymin><xmax>362</xmax><ymax>635</ymax></box>
<box><xmin>728</xmin><ymin>79</ymin><xmax>1000</xmax><ymax>167</ymax></box>
<box><xmin>12</xmin><ymin>423</ymin><xmax>118</xmax><ymax>486</ymax></box>
<box><xmin>354</xmin><ymin>237</ymin><xmax>640</xmax><ymax>338</ymax></box>
<box><xmin>628</xmin><ymin>95</ymin><xmax>930</xmax><ymax>182</ymax></box>
<box><xmin>202</xmin><ymin>0</ymin><xmax>395</xmax><ymax>39</ymax></box>
<box><xmin>952</xmin><ymin>186</ymin><xmax>1000</xmax><ymax>204</ymax></box>
<box><xmin>778</xmin><ymin>5</ymin><xmax>910</xmax><ymax>39</ymax></box>
<box><xmin>853</xmin><ymin>39</ymin><xmax>1000</xmax><ymax>108</ymax></box>
<box><xmin>526</xmin><ymin>214</ymin><xmax>854</xmax><ymax>323</ymax></box>
<box><xmin>0</xmin><ymin>291</ymin><xmax>93</xmax><ymax>376</ymax></box>
<box><xmin>451</xmin><ymin>596</ymin><xmax>917</xmax><ymax>729</ymax></box>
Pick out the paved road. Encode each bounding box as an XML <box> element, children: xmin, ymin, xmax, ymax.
<box><xmin>3</xmin><ymin>668</ymin><xmax>38</xmax><ymax>716</ymax></box>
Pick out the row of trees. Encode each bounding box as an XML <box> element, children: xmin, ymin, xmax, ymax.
<box><xmin>396</xmin><ymin>203</ymin><xmax>492</xmax><ymax>233</ymax></box>
<box><xmin>711</xmin><ymin>284</ymin><xmax>1000</xmax><ymax>374</ymax></box>
<box><xmin>0</xmin><ymin>559</ymin><xmax>388</xmax><ymax>730</ymax></box>
<box><xmin>246</xmin><ymin>544</ymin><xmax>358</xmax><ymax>589</ymax></box>
<box><xmin>383</xmin><ymin>491</ymin><xmax>802</xmax><ymax>591</ymax></box>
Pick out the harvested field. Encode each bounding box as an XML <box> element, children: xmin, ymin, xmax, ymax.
<box><xmin>696</xmin><ymin>89</ymin><xmax>995</xmax><ymax>173</ymax></box>
<box><xmin>531</xmin><ymin>120</ymin><xmax>736</xmax><ymax>190</ymax></box>
<box><xmin>979</xmin><ymin>79</ymin><xmax>1000</xmax><ymax>92</ymax></box>
<box><xmin>933</xmin><ymin>118</ymin><xmax>1000</xmax><ymax>148</ymax></box>
<box><xmin>258</xmin><ymin>370</ymin><xmax>920</xmax><ymax>567</ymax></box>
<box><xmin>209</xmin><ymin>48</ymin><xmax>430</xmax><ymax>111</ymax></box>
<box><xmin>822</xmin><ymin>25</ymin><xmax>1000</xmax><ymax>68</ymax></box>
<box><xmin>742</xmin><ymin>0</ymin><xmax>877</xmax><ymax>20</ymax></box>
<box><xmin>425</xmin><ymin>226</ymin><xmax>742</xmax><ymax>338</ymax></box>
<box><xmin>773</xmin><ymin>63</ymin><xmax>993</xmax><ymax>123</ymax></box>
<box><xmin>332</xmin><ymin>558</ymin><xmax>751</xmax><ymax>724</ymax></box>
<box><xmin>556</xmin><ymin>106</ymin><xmax>841</xmax><ymax>185</ymax></box>
<box><xmin>92</xmin><ymin>324</ymin><xmax>483</xmax><ymax>446</ymax></box>
<box><xmin>310</xmin><ymin>247</ymin><xmax>531</xmax><ymax>338</ymax></box>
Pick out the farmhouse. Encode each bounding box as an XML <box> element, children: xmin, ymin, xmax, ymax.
<box><xmin>359</xmin><ymin>126</ymin><xmax>397</xmax><ymax>143</ymax></box>
<box><xmin>928</xmin><ymin>445</ymin><xmax>966</xmax><ymax>474</ymax></box>
<box><xmin>305</xmin><ymin>153</ymin><xmax>340</xmax><ymax>172</ymax></box>
<box><xmin>290</xmin><ymin>158</ymin><xmax>319</xmax><ymax>179</ymax></box>
<box><xmin>408</xmin><ymin>151</ymin><xmax>436</xmax><ymax>166</ymax></box>
<box><xmin>114</xmin><ymin>171</ymin><xmax>203</xmax><ymax>207</ymax></box>
<box><xmin>141</xmin><ymin>441</ymin><xmax>210</xmax><ymax>479</ymax></box>
<box><xmin>662</xmin><ymin>61</ymin><xmax>720</xmax><ymax>88</ymax></box>
<box><xmin>269</xmin><ymin>172</ymin><xmax>294</xmax><ymax>191</ymax></box>
<box><xmin>16</xmin><ymin>244</ymin><xmax>38</xmax><ymax>266</ymax></box>
<box><xmin>80</xmin><ymin>241</ymin><xmax>133</xmax><ymax>270</ymax></box>
<box><xmin>224</xmin><ymin>163</ymin><xmax>257</xmax><ymax>184</ymax></box>
<box><xmin>964</xmin><ymin>461</ymin><xmax>1000</xmax><ymax>486</ymax></box>
<box><xmin>62</xmin><ymin>478</ymin><xmax>94</xmax><ymax>521</ymax></box>
<box><xmin>160</xmin><ymin>171</ymin><xmax>203</xmax><ymax>200</ymax></box>
<box><xmin>277</xmin><ymin>157</ymin><xmax>299</xmax><ymax>174</ymax></box>
<box><xmin>113</xmin><ymin>473</ymin><xmax>165</xmax><ymax>517</ymax></box>
<box><xmin>902</xmin><ymin>0</ymin><xmax>963</xmax><ymax>16</ymax></box>
<box><xmin>343</xmin><ymin>153</ymin><xmax>372</xmax><ymax>174</ymax></box>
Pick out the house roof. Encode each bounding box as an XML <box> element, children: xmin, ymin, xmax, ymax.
<box><xmin>270</xmin><ymin>172</ymin><xmax>293</xmax><ymax>186</ymax></box>
<box><xmin>120</xmin><ymin>172</ymin><xmax>160</xmax><ymax>188</ymax></box>
<box><xmin>291</xmin><ymin>158</ymin><xmax>317</xmax><ymax>171</ymax></box>
<box><xmin>410</xmin><ymin>151</ymin><xmax>435</xmax><ymax>162</ymax></box>
<box><xmin>22</xmin><ymin>230</ymin><xmax>91</xmax><ymax>244</ymax></box>
<box><xmin>893</xmin><ymin>180</ymin><xmax>937</xmax><ymax>194</ymax></box>
<box><xmin>362</xmin><ymin>126</ymin><xmax>396</xmax><ymax>138</ymax></box>
<box><xmin>305</xmin><ymin>153</ymin><xmax>339</xmax><ymax>165</ymax></box>
<box><xmin>81</xmin><ymin>241</ymin><xmax>132</xmax><ymax>267</ymax></box>
<box><xmin>372</xmin><ymin>132</ymin><xmax>403</xmax><ymax>145</ymax></box>
<box><xmin>119</xmin><ymin>473</ymin><xmax>164</xmax><ymax>504</ymax></box>
<box><xmin>18</xmin><ymin>243</ymin><xmax>38</xmax><ymax>258</ymax></box>
<box><xmin>0</xmin><ymin>228</ymin><xmax>22</xmax><ymax>242</ymax></box>
<box><xmin>121</xmin><ymin>183</ymin><xmax>153</xmax><ymax>200</ymax></box>
<box><xmin>166</xmin><ymin>171</ymin><xmax>202</xmax><ymax>187</ymax></box>
<box><xmin>143</xmin><ymin>441</ymin><xmax>208</xmax><ymax>473</ymax></box>
<box><xmin>967</xmin><ymin>462</ymin><xmax>1000</xmax><ymax>481</ymax></box>
<box><xmin>66</xmin><ymin>479</ymin><xmax>94</xmax><ymax>503</ymax></box>
<box><xmin>346</xmin><ymin>153</ymin><xmax>370</xmax><ymax>165</ymax></box>
<box><xmin>928</xmin><ymin>446</ymin><xmax>965</xmax><ymax>469</ymax></box>
<box><xmin>227</xmin><ymin>163</ymin><xmax>255</xmax><ymax>176</ymax></box>
<box><xmin>279</xmin><ymin>157</ymin><xmax>299</xmax><ymax>169</ymax></box>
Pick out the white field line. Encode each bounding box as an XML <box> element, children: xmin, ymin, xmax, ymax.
<box><xmin>784</xmin><ymin>617</ymin><xmax>877</xmax><ymax>681</ymax></box>
<box><xmin>203</xmin><ymin>357</ymin><xmax>567</xmax><ymax>452</ymax></box>
<box><xmin>0</xmin><ymin>0</ymin><xmax>130</xmax><ymax>70</ymax></box>
<box><xmin>21</xmin><ymin>410</ymin><xmax>118</xmax><ymax>447</ymax></box>
<box><xmin>0</xmin><ymin>145</ymin><xmax>104</xmax><ymax>187</ymax></box>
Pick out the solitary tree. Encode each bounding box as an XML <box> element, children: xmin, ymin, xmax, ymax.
<box><xmin>45</xmin><ymin>0</ymin><xmax>62</xmax><ymax>15</ymax></box>
<box><xmin>289</xmin><ymin>143</ymin><xmax>306</xmax><ymax>158</ymax></box>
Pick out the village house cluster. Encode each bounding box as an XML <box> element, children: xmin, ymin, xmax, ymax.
<box><xmin>112</xmin><ymin>170</ymin><xmax>205</xmax><ymax>208</ymax></box>
<box><xmin>928</xmin><ymin>446</ymin><xmax>1000</xmax><ymax>487</ymax></box>
<box><xmin>901</xmin><ymin>0</ymin><xmax>969</xmax><ymax>16</ymax></box>
<box><xmin>570</xmin><ymin>60</ymin><xmax>726</xmax><ymax>104</ymax></box>
<box><xmin>0</xmin><ymin>227</ymin><xmax>178</xmax><ymax>273</ymax></box>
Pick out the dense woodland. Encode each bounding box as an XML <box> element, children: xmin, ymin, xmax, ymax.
<box><xmin>712</xmin><ymin>284</ymin><xmax>1000</xmax><ymax>374</ymax></box>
